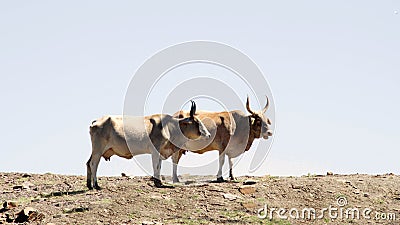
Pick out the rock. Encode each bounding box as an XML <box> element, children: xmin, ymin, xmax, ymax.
<box><xmin>63</xmin><ymin>181</ymin><xmax>72</xmax><ymax>188</ymax></box>
<box><xmin>142</xmin><ymin>221</ymin><xmax>155</xmax><ymax>225</ymax></box>
<box><xmin>2</xmin><ymin>201</ymin><xmax>18</xmax><ymax>209</ymax></box>
<box><xmin>223</xmin><ymin>193</ymin><xmax>238</xmax><ymax>201</ymax></box>
<box><xmin>364</xmin><ymin>193</ymin><xmax>370</xmax><ymax>197</ymax></box>
<box><xmin>46</xmin><ymin>223</ymin><xmax>56</xmax><ymax>225</ymax></box>
<box><xmin>51</xmin><ymin>191</ymin><xmax>64</xmax><ymax>196</ymax></box>
<box><xmin>327</xmin><ymin>172</ymin><xmax>334</xmax><ymax>176</ymax></box>
<box><xmin>241</xmin><ymin>202</ymin><xmax>257</xmax><ymax>211</ymax></box>
<box><xmin>4</xmin><ymin>212</ymin><xmax>13</xmax><ymax>222</ymax></box>
<box><xmin>354</xmin><ymin>190</ymin><xmax>360</xmax><ymax>194</ymax></box>
<box><xmin>184</xmin><ymin>180</ymin><xmax>196</xmax><ymax>185</ymax></box>
<box><xmin>239</xmin><ymin>186</ymin><xmax>256</xmax><ymax>195</ymax></box>
<box><xmin>22</xmin><ymin>181</ymin><xmax>34</xmax><ymax>190</ymax></box>
<box><xmin>150</xmin><ymin>194</ymin><xmax>163</xmax><ymax>200</ymax></box>
<box><xmin>12</xmin><ymin>185</ymin><xmax>23</xmax><ymax>191</ymax></box>
<box><xmin>31</xmin><ymin>198</ymin><xmax>45</xmax><ymax>203</ymax></box>
<box><xmin>243</xmin><ymin>180</ymin><xmax>257</xmax><ymax>185</ymax></box>
<box><xmin>187</xmin><ymin>183</ymin><xmax>208</xmax><ymax>187</ymax></box>
<box><xmin>291</xmin><ymin>184</ymin><xmax>301</xmax><ymax>189</ymax></box>
<box><xmin>22</xmin><ymin>173</ymin><xmax>32</xmax><ymax>178</ymax></box>
<box><xmin>64</xmin><ymin>207</ymin><xmax>89</xmax><ymax>213</ymax></box>
<box><xmin>40</xmin><ymin>192</ymin><xmax>51</xmax><ymax>198</ymax></box>
<box><xmin>14</xmin><ymin>207</ymin><xmax>45</xmax><ymax>223</ymax></box>
<box><xmin>121</xmin><ymin>173</ymin><xmax>127</xmax><ymax>177</ymax></box>
<box><xmin>161</xmin><ymin>195</ymin><xmax>171</xmax><ymax>200</ymax></box>
<box><xmin>63</xmin><ymin>208</ymin><xmax>71</xmax><ymax>213</ymax></box>
<box><xmin>207</xmin><ymin>186</ymin><xmax>224</xmax><ymax>192</ymax></box>
<box><xmin>74</xmin><ymin>207</ymin><xmax>89</xmax><ymax>213</ymax></box>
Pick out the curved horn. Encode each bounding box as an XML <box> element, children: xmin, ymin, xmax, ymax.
<box><xmin>246</xmin><ymin>95</ymin><xmax>255</xmax><ymax>115</ymax></box>
<box><xmin>189</xmin><ymin>100</ymin><xmax>196</xmax><ymax>118</ymax></box>
<box><xmin>262</xmin><ymin>96</ymin><xmax>269</xmax><ymax>113</ymax></box>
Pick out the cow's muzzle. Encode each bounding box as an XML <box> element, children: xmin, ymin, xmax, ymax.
<box><xmin>263</xmin><ymin>130</ymin><xmax>273</xmax><ymax>139</ymax></box>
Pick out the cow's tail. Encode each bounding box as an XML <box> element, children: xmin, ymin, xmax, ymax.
<box><xmin>89</xmin><ymin>120</ymin><xmax>98</xmax><ymax>135</ymax></box>
<box><xmin>89</xmin><ymin>116</ymin><xmax>111</xmax><ymax>135</ymax></box>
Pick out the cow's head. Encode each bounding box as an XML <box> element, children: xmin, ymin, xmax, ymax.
<box><xmin>178</xmin><ymin>101</ymin><xmax>211</xmax><ymax>139</ymax></box>
<box><xmin>246</xmin><ymin>96</ymin><xmax>273</xmax><ymax>139</ymax></box>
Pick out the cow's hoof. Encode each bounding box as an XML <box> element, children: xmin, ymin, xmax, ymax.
<box><xmin>172</xmin><ymin>178</ymin><xmax>180</xmax><ymax>183</ymax></box>
<box><xmin>94</xmin><ymin>184</ymin><xmax>102</xmax><ymax>190</ymax></box>
<box><xmin>216</xmin><ymin>177</ymin><xmax>225</xmax><ymax>183</ymax></box>
<box><xmin>154</xmin><ymin>179</ymin><xmax>163</xmax><ymax>188</ymax></box>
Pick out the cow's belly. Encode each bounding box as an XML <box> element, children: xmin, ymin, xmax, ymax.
<box><xmin>124</xmin><ymin>138</ymin><xmax>152</xmax><ymax>156</ymax></box>
<box><xmin>225</xmin><ymin>136</ymin><xmax>248</xmax><ymax>158</ymax></box>
<box><xmin>183</xmin><ymin>139</ymin><xmax>215</xmax><ymax>152</ymax></box>
<box><xmin>129</xmin><ymin>145</ymin><xmax>152</xmax><ymax>156</ymax></box>
<box><xmin>106</xmin><ymin>138</ymin><xmax>152</xmax><ymax>157</ymax></box>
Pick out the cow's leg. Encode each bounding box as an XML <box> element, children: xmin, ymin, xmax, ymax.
<box><xmin>151</xmin><ymin>151</ymin><xmax>163</xmax><ymax>187</ymax></box>
<box><xmin>86</xmin><ymin>155</ymin><xmax>93</xmax><ymax>189</ymax></box>
<box><xmin>216</xmin><ymin>153</ymin><xmax>225</xmax><ymax>182</ymax></box>
<box><xmin>172</xmin><ymin>150</ymin><xmax>183</xmax><ymax>183</ymax></box>
<box><xmin>89</xmin><ymin>153</ymin><xmax>102</xmax><ymax>190</ymax></box>
<box><xmin>228</xmin><ymin>156</ymin><xmax>235</xmax><ymax>181</ymax></box>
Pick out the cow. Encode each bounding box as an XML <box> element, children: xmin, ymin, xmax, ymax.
<box><xmin>171</xmin><ymin>96</ymin><xmax>273</xmax><ymax>183</ymax></box>
<box><xmin>87</xmin><ymin>101</ymin><xmax>211</xmax><ymax>189</ymax></box>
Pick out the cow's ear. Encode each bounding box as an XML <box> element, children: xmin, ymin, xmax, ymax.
<box><xmin>251</xmin><ymin>117</ymin><xmax>256</xmax><ymax>125</ymax></box>
<box><xmin>267</xmin><ymin>118</ymin><xmax>272</xmax><ymax>125</ymax></box>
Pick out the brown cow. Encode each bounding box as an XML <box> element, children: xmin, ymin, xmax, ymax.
<box><xmin>172</xmin><ymin>96</ymin><xmax>273</xmax><ymax>182</ymax></box>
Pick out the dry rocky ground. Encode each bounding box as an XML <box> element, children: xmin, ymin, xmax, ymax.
<box><xmin>0</xmin><ymin>172</ymin><xmax>399</xmax><ymax>224</ymax></box>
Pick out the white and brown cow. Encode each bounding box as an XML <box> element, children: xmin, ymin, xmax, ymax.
<box><xmin>172</xmin><ymin>96</ymin><xmax>273</xmax><ymax>182</ymax></box>
<box><xmin>87</xmin><ymin>101</ymin><xmax>210</xmax><ymax>189</ymax></box>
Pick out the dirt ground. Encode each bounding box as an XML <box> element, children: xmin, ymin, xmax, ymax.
<box><xmin>0</xmin><ymin>172</ymin><xmax>399</xmax><ymax>224</ymax></box>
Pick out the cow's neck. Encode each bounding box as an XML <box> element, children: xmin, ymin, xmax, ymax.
<box><xmin>245</xmin><ymin>116</ymin><xmax>258</xmax><ymax>151</ymax></box>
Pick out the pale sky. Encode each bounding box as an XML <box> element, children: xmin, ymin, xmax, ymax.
<box><xmin>1</xmin><ymin>1</ymin><xmax>399</xmax><ymax>177</ymax></box>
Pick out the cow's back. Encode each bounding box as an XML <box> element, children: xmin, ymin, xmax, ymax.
<box><xmin>90</xmin><ymin>115</ymin><xmax>155</xmax><ymax>157</ymax></box>
<box><xmin>174</xmin><ymin>111</ymin><xmax>237</xmax><ymax>153</ymax></box>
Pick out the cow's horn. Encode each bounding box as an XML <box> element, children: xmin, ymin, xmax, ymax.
<box><xmin>262</xmin><ymin>96</ymin><xmax>269</xmax><ymax>113</ymax></box>
<box><xmin>246</xmin><ymin>96</ymin><xmax>255</xmax><ymax>115</ymax></box>
<box><xmin>190</xmin><ymin>100</ymin><xmax>196</xmax><ymax>118</ymax></box>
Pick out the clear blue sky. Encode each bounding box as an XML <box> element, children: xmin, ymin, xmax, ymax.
<box><xmin>1</xmin><ymin>1</ymin><xmax>399</xmax><ymax>177</ymax></box>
